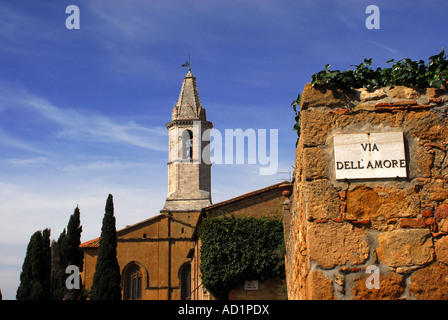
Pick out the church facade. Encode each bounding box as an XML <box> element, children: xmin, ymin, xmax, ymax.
<box><xmin>80</xmin><ymin>69</ymin><xmax>290</xmax><ymax>300</ymax></box>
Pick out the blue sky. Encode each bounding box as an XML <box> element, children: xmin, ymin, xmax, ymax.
<box><xmin>0</xmin><ymin>0</ymin><xmax>447</xmax><ymax>299</ymax></box>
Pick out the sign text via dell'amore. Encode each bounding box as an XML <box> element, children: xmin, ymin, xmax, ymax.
<box><xmin>334</xmin><ymin>132</ymin><xmax>407</xmax><ymax>180</ymax></box>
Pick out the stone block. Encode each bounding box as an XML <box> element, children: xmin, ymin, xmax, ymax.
<box><xmin>308</xmin><ymin>223</ymin><xmax>370</xmax><ymax>269</ymax></box>
<box><xmin>335</xmin><ymin>110</ymin><xmax>402</xmax><ymax>129</ymax></box>
<box><xmin>300</xmin><ymin>109</ymin><xmax>335</xmax><ymax>146</ymax></box>
<box><xmin>305</xmin><ymin>270</ymin><xmax>334</xmax><ymax>300</ymax></box>
<box><xmin>377</xmin><ymin>229</ymin><xmax>434</xmax><ymax>268</ymax></box>
<box><xmin>404</xmin><ymin>110</ymin><xmax>448</xmax><ymax>142</ymax></box>
<box><xmin>438</xmin><ymin>218</ymin><xmax>448</xmax><ymax>233</ymax></box>
<box><xmin>411</xmin><ymin>146</ymin><xmax>434</xmax><ymax>178</ymax></box>
<box><xmin>389</xmin><ymin>86</ymin><xmax>420</xmax><ymax>99</ymax></box>
<box><xmin>435</xmin><ymin>236</ymin><xmax>448</xmax><ymax>265</ymax></box>
<box><xmin>435</xmin><ymin>204</ymin><xmax>448</xmax><ymax>222</ymax></box>
<box><xmin>302</xmin><ymin>147</ymin><xmax>327</xmax><ymax>180</ymax></box>
<box><xmin>352</xmin><ymin>272</ymin><xmax>405</xmax><ymax>300</ymax></box>
<box><xmin>300</xmin><ymin>83</ymin><xmax>349</xmax><ymax>110</ymax></box>
<box><xmin>346</xmin><ymin>186</ymin><xmax>379</xmax><ymax>219</ymax></box>
<box><xmin>421</xmin><ymin>181</ymin><xmax>448</xmax><ymax>202</ymax></box>
<box><xmin>409</xmin><ymin>264</ymin><xmax>448</xmax><ymax>300</ymax></box>
<box><xmin>356</xmin><ymin>87</ymin><xmax>388</xmax><ymax>102</ymax></box>
<box><xmin>347</xmin><ymin>186</ymin><xmax>419</xmax><ymax>220</ymax></box>
<box><xmin>303</xmin><ymin>180</ymin><xmax>340</xmax><ymax>221</ymax></box>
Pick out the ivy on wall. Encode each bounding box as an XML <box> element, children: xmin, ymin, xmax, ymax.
<box><xmin>199</xmin><ymin>216</ymin><xmax>285</xmax><ymax>300</ymax></box>
<box><xmin>311</xmin><ymin>48</ymin><xmax>448</xmax><ymax>91</ymax></box>
<box><xmin>292</xmin><ymin>49</ymin><xmax>448</xmax><ymax>144</ymax></box>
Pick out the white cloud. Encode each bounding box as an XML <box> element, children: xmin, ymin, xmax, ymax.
<box><xmin>0</xmin><ymin>128</ymin><xmax>46</xmax><ymax>154</ymax></box>
<box><xmin>3</xmin><ymin>157</ymin><xmax>52</xmax><ymax>167</ymax></box>
<box><xmin>369</xmin><ymin>40</ymin><xmax>400</xmax><ymax>55</ymax></box>
<box><xmin>0</xmin><ymin>86</ymin><xmax>167</xmax><ymax>151</ymax></box>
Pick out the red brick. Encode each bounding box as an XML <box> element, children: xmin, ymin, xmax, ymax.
<box><xmin>351</xmin><ymin>219</ymin><xmax>371</xmax><ymax>227</ymax></box>
<box><xmin>409</xmin><ymin>104</ymin><xmax>432</xmax><ymax>110</ymax></box>
<box><xmin>421</xmin><ymin>209</ymin><xmax>434</xmax><ymax>218</ymax></box>
<box><xmin>429</xmin><ymin>97</ymin><xmax>442</xmax><ymax>103</ymax></box>
<box><xmin>435</xmin><ymin>204</ymin><xmax>448</xmax><ymax>222</ymax></box>
<box><xmin>375</xmin><ymin>102</ymin><xmax>394</xmax><ymax>107</ymax></box>
<box><xmin>400</xmin><ymin>218</ymin><xmax>426</xmax><ymax>228</ymax></box>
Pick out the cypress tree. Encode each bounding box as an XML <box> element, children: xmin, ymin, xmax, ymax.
<box><xmin>41</xmin><ymin>228</ymin><xmax>52</xmax><ymax>299</ymax></box>
<box><xmin>51</xmin><ymin>206</ymin><xmax>83</xmax><ymax>299</ymax></box>
<box><xmin>17</xmin><ymin>229</ymin><xmax>51</xmax><ymax>300</ymax></box>
<box><xmin>91</xmin><ymin>194</ymin><xmax>121</xmax><ymax>300</ymax></box>
<box><xmin>51</xmin><ymin>229</ymin><xmax>66</xmax><ymax>300</ymax></box>
<box><xmin>63</xmin><ymin>206</ymin><xmax>83</xmax><ymax>269</ymax></box>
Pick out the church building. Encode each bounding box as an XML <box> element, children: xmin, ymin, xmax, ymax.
<box><xmin>80</xmin><ymin>68</ymin><xmax>291</xmax><ymax>300</ymax></box>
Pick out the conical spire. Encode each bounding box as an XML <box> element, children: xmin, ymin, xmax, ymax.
<box><xmin>172</xmin><ymin>70</ymin><xmax>206</xmax><ymax>121</ymax></box>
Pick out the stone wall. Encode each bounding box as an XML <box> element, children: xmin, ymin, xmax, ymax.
<box><xmin>228</xmin><ymin>278</ymin><xmax>285</xmax><ymax>300</ymax></box>
<box><xmin>285</xmin><ymin>83</ymin><xmax>448</xmax><ymax>300</ymax></box>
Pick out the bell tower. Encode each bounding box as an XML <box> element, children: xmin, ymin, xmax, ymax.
<box><xmin>161</xmin><ymin>69</ymin><xmax>213</xmax><ymax>213</ymax></box>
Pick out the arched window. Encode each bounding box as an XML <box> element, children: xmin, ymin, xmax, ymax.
<box><xmin>182</xmin><ymin>130</ymin><xmax>193</xmax><ymax>160</ymax></box>
<box><xmin>124</xmin><ymin>264</ymin><xmax>142</xmax><ymax>300</ymax></box>
<box><xmin>180</xmin><ymin>263</ymin><xmax>191</xmax><ymax>300</ymax></box>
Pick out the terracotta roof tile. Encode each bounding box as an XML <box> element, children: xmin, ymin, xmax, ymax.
<box><xmin>79</xmin><ymin>237</ymin><xmax>100</xmax><ymax>248</ymax></box>
<box><xmin>203</xmin><ymin>181</ymin><xmax>289</xmax><ymax>210</ymax></box>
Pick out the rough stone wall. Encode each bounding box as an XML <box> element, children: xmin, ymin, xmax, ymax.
<box><xmin>285</xmin><ymin>83</ymin><xmax>448</xmax><ymax>300</ymax></box>
<box><xmin>228</xmin><ymin>278</ymin><xmax>286</xmax><ymax>300</ymax></box>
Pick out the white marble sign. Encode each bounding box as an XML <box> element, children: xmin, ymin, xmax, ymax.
<box><xmin>333</xmin><ymin>132</ymin><xmax>407</xmax><ymax>180</ymax></box>
<box><xmin>244</xmin><ymin>280</ymin><xmax>259</xmax><ymax>291</ymax></box>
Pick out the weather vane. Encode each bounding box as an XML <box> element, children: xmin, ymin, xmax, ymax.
<box><xmin>181</xmin><ymin>53</ymin><xmax>191</xmax><ymax>71</ymax></box>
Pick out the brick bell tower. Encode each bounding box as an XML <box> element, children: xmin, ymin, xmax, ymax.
<box><xmin>161</xmin><ymin>68</ymin><xmax>213</xmax><ymax>213</ymax></box>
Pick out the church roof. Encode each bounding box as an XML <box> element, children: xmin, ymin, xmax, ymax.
<box><xmin>190</xmin><ymin>181</ymin><xmax>292</xmax><ymax>241</ymax></box>
<box><xmin>171</xmin><ymin>70</ymin><xmax>206</xmax><ymax>121</ymax></box>
<box><xmin>79</xmin><ymin>214</ymin><xmax>164</xmax><ymax>249</ymax></box>
<box><xmin>203</xmin><ymin>181</ymin><xmax>290</xmax><ymax>211</ymax></box>
<box><xmin>80</xmin><ymin>182</ymin><xmax>292</xmax><ymax>248</ymax></box>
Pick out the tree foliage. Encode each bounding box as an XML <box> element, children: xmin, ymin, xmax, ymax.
<box><xmin>310</xmin><ymin>48</ymin><xmax>448</xmax><ymax>91</ymax></box>
<box><xmin>91</xmin><ymin>194</ymin><xmax>122</xmax><ymax>300</ymax></box>
<box><xmin>292</xmin><ymin>49</ymin><xmax>448</xmax><ymax>144</ymax></box>
<box><xmin>199</xmin><ymin>216</ymin><xmax>285</xmax><ymax>300</ymax></box>
<box><xmin>17</xmin><ymin>229</ymin><xmax>51</xmax><ymax>300</ymax></box>
<box><xmin>51</xmin><ymin>206</ymin><xmax>83</xmax><ymax>300</ymax></box>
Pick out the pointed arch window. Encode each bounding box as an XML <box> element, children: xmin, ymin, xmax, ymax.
<box><xmin>124</xmin><ymin>264</ymin><xmax>142</xmax><ymax>300</ymax></box>
<box><xmin>180</xmin><ymin>263</ymin><xmax>191</xmax><ymax>300</ymax></box>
